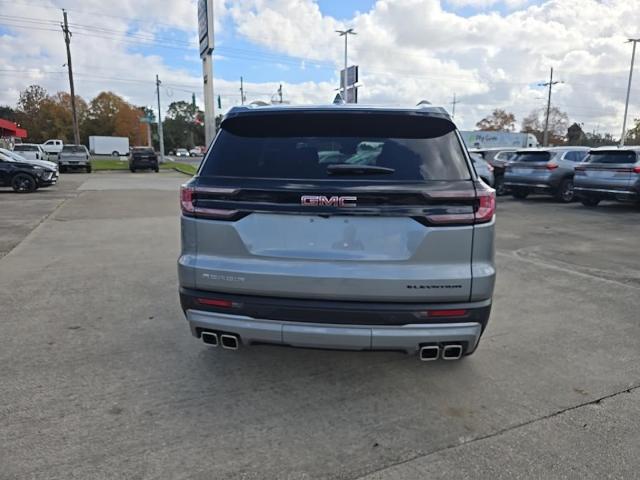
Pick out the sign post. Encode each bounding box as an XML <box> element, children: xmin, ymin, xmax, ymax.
<box><xmin>198</xmin><ymin>0</ymin><xmax>216</xmax><ymax>146</ymax></box>
<box><xmin>339</xmin><ymin>65</ymin><xmax>359</xmax><ymax>103</ymax></box>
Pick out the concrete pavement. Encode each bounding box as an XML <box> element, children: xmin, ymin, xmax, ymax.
<box><xmin>1</xmin><ymin>174</ymin><xmax>639</xmax><ymax>479</ymax></box>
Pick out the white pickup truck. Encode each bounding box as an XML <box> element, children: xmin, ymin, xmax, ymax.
<box><xmin>41</xmin><ymin>139</ymin><xmax>64</xmax><ymax>160</ymax></box>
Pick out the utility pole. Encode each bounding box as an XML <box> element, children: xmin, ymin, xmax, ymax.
<box><xmin>539</xmin><ymin>67</ymin><xmax>563</xmax><ymax>147</ymax></box>
<box><xmin>620</xmin><ymin>38</ymin><xmax>639</xmax><ymax>147</ymax></box>
<box><xmin>61</xmin><ymin>10</ymin><xmax>80</xmax><ymax>145</ymax></box>
<box><xmin>278</xmin><ymin>84</ymin><xmax>283</xmax><ymax>104</ymax></box>
<box><xmin>451</xmin><ymin>93</ymin><xmax>459</xmax><ymax>118</ymax></box>
<box><xmin>156</xmin><ymin>75</ymin><xmax>165</xmax><ymax>162</ymax></box>
<box><xmin>240</xmin><ymin>76</ymin><xmax>246</xmax><ymax>105</ymax></box>
<box><xmin>336</xmin><ymin>28</ymin><xmax>356</xmax><ymax>100</ymax></box>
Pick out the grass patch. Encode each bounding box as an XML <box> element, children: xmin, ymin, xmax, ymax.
<box><xmin>91</xmin><ymin>158</ymin><xmax>129</xmax><ymax>171</ymax></box>
<box><xmin>161</xmin><ymin>162</ymin><xmax>197</xmax><ymax>176</ymax></box>
<box><xmin>90</xmin><ymin>157</ymin><xmax>197</xmax><ymax>176</ymax></box>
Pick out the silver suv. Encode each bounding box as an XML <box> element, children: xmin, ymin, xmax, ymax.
<box><xmin>178</xmin><ymin>104</ymin><xmax>496</xmax><ymax>361</ymax></box>
<box><xmin>504</xmin><ymin>147</ymin><xmax>589</xmax><ymax>202</ymax></box>
<box><xmin>574</xmin><ymin>147</ymin><xmax>640</xmax><ymax>207</ymax></box>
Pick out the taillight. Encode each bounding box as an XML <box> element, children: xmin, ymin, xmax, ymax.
<box><xmin>180</xmin><ymin>184</ymin><xmax>240</xmax><ymax>220</ymax></box>
<box><xmin>180</xmin><ymin>185</ymin><xmax>195</xmax><ymax>214</ymax></box>
<box><xmin>416</xmin><ymin>309</ymin><xmax>468</xmax><ymax>319</ymax></box>
<box><xmin>197</xmin><ymin>298</ymin><xmax>234</xmax><ymax>308</ymax></box>
<box><xmin>633</xmin><ymin>165</ymin><xmax>640</xmax><ymax>174</ymax></box>
<box><xmin>546</xmin><ymin>162</ymin><xmax>559</xmax><ymax>170</ymax></box>
<box><xmin>475</xmin><ymin>185</ymin><xmax>495</xmax><ymax>224</ymax></box>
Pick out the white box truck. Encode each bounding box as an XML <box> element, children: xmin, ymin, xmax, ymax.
<box><xmin>89</xmin><ymin>136</ymin><xmax>130</xmax><ymax>156</ymax></box>
<box><xmin>461</xmin><ymin>131</ymin><xmax>539</xmax><ymax>149</ymax></box>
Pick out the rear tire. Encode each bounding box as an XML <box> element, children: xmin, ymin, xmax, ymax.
<box><xmin>512</xmin><ymin>188</ymin><xmax>529</xmax><ymax>199</ymax></box>
<box><xmin>11</xmin><ymin>173</ymin><xmax>37</xmax><ymax>193</ymax></box>
<box><xmin>60</xmin><ymin>165</ymin><xmax>67</xmax><ymax>173</ymax></box>
<box><xmin>112</xmin><ymin>151</ymin><xmax>119</xmax><ymax>157</ymax></box>
<box><xmin>494</xmin><ymin>176</ymin><xmax>506</xmax><ymax>196</ymax></box>
<box><xmin>581</xmin><ymin>196</ymin><xmax>600</xmax><ymax>207</ymax></box>
<box><xmin>86</xmin><ymin>165</ymin><xmax>92</xmax><ymax>173</ymax></box>
<box><xmin>555</xmin><ymin>178</ymin><xmax>574</xmax><ymax>203</ymax></box>
<box><xmin>130</xmin><ymin>168</ymin><xmax>136</xmax><ymax>173</ymax></box>
<box><xmin>154</xmin><ymin>167</ymin><xmax>159</xmax><ymax>173</ymax></box>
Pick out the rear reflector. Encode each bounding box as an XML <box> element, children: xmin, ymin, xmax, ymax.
<box><xmin>197</xmin><ymin>298</ymin><xmax>234</xmax><ymax>308</ymax></box>
<box><xmin>426</xmin><ymin>309</ymin><xmax>468</xmax><ymax>318</ymax></box>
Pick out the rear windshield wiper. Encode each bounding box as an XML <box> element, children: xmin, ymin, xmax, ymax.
<box><xmin>326</xmin><ymin>164</ymin><xmax>395</xmax><ymax>175</ymax></box>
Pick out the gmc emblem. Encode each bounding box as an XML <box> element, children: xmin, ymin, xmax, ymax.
<box><xmin>301</xmin><ymin>195</ymin><xmax>357</xmax><ymax>207</ymax></box>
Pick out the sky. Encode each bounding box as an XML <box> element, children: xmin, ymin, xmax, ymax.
<box><xmin>0</xmin><ymin>0</ymin><xmax>639</xmax><ymax>135</ymax></box>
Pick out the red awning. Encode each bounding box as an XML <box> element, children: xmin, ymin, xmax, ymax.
<box><xmin>0</xmin><ymin>118</ymin><xmax>28</xmax><ymax>138</ymax></box>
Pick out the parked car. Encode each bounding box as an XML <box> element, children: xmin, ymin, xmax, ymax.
<box><xmin>13</xmin><ymin>143</ymin><xmax>47</xmax><ymax>161</ymax></box>
<box><xmin>0</xmin><ymin>147</ymin><xmax>59</xmax><ymax>172</ymax></box>
<box><xmin>0</xmin><ymin>151</ymin><xmax>58</xmax><ymax>192</ymax></box>
<box><xmin>504</xmin><ymin>147</ymin><xmax>590</xmax><ymax>202</ymax></box>
<box><xmin>129</xmin><ymin>147</ymin><xmax>159</xmax><ymax>172</ymax></box>
<box><xmin>41</xmin><ymin>139</ymin><xmax>64</xmax><ymax>160</ymax></box>
<box><xmin>469</xmin><ymin>148</ymin><xmax>516</xmax><ymax>195</ymax></box>
<box><xmin>178</xmin><ymin>103</ymin><xmax>496</xmax><ymax>361</ymax></box>
<box><xmin>574</xmin><ymin>147</ymin><xmax>640</xmax><ymax>207</ymax></box>
<box><xmin>189</xmin><ymin>147</ymin><xmax>203</xmax><ymax>157</ymax></box>
<box><xmin>470</xmin><ymin>152</ymin><xmax>495</xmax><ymax>187</ymax></box>
<box><xmin>58</xmin><ymin>144</ymin><xmax>91</xmax><ymax>173</ymax></box>
<box><xmin>175</xmin><ymin>148</ymin><xmax>190</xmax><ymax>158</ymax></box>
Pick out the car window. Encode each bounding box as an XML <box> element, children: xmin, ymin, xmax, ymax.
<box><xmin>201</xmin><ymin>113</ymin><xmax>471</xmax><ymax>181</ymax></box>
<box><xmin>513</xmin><ymin>152</ymin><xmax>551</xmax><ymax>162</ymax></box>
<box><xmin>62</xmin><ymin>145</ymin><xmax>87</xmax><ymax>153</ymax></box>
<box><xmin>587</xmin><ymin>151</ymin><xmax>637</xmax><ymax>164</ymax></box>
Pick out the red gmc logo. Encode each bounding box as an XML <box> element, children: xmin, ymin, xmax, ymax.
<box><xmin>301</xmin><ymin>195</ymin><xmax>357</xmax><ymax>207</ymax></box>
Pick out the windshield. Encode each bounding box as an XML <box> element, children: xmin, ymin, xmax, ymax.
<box><xmin>587</xmin><ymin>151</ymin><xmax>637</xmax><ymax>164</ymax></box>
<box><xmin>201</xmin><ymin>113</ymin><xmax>471</xmax><ymax>181</ymax></box>
<box><xmin>513</xmin><ymin>152</ymin><xmax>552</xmax><ymax>162</ymax></box>
<box><xmin>14</xmin><ymin>145</ymin><xmax>38</xmax><ymax>152</ymax></box>
<box><xmin>62</xmin><ymin>145</ymin><xmax>87</xmax><ymax>153</ymax></box>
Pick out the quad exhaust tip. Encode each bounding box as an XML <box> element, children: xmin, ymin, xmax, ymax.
<box><xmin>419</xmin><ymin>345</ymin><xmax>440</xmax><ymax>361</ymax></box>
<box><xmin>220</xmin><ymin>334</ymin><xmax>239</xmax><ymax>350</ymax></box>
<box><xmin>201</xmin><ymin>331</ymin><xmax>219</xmax><ymax>347</ymax></box>
<box><xmin>442</xmin><ymin>344</ymin><xmax>463</xmax><ymax>360</ymax></box>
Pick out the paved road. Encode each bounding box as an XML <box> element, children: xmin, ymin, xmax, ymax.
<box><xmin>1</xmin><ymin>175</ymin><xmax>640</xmax><ymax>479</ymax></box>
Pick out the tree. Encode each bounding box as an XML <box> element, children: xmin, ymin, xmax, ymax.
<box><xmin>475</xmin><ymin>109</ymin><xmax>516</xmax><ymax>131</ymax></box>
<box><xmin>521</xmin><ymin>107</ymin><xmax>569</xmax><ymax>145</ymax></box>
<box><xmin>0</xmin><ymin>105</ymin><xmax>16</xmax><ymax>121</ymax></box>
<box><xmin>566</xmin><ymin>122</ymin><xmax>586</xmax><ymax>145</ymax></box>
<box><xmin>82</xmin><ymin>91</ymin><xmax>142</xmax><ymax>144</ymax></box>
<box><xmin>162</xmin><ymin>100</ymin><xmax>205</xmax><ymax>152</ymax></box>
<box><xmin>625</xmin><ymin>118</ymin><xmax>640</xmax><ymax>145</ymax></box>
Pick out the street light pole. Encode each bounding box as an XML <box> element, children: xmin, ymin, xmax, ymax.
<box><xmin>620</xmin><ymin>38</ymin><xmax>639</xmax><ymax>147</ymax></box>
<box><xmin>336</xmin><ymin>28</ymin><xmax>356</xmax><ymax>101</ymax></box>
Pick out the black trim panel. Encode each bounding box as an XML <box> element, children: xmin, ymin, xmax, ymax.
<box><xmin>180</xmin><ymin>287</ymin><xmax>492</xmax><ymax>330</ymax></box>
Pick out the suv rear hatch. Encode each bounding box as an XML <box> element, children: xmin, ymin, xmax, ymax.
<box><xmin>575</xmin><ymin>150</ymin><xmax>639</xmax><ymax>192</ymax></box>
<box><xmin>180</xmin><ymin>110</ymin><xmax>493</xmax><ymax>303</ymax></box>
<box><xmin>506</xmin><ymin>151</ymin><xmax>558</xmax><ymax>183</ymax></box>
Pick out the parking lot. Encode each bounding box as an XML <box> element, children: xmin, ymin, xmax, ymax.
<box><xmin>1</xmin><ymin>172</ymin><xmax>640</xmax><ymax>479</ymax></box>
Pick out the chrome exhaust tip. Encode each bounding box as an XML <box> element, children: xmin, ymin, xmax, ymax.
<box><xmin>201</xmin><ymin>331</ymin><xmax>218</xmax><ymax>347</ymax></box>
<box><xmin>442</xmin><ymin>344</ymin><xmax>463</xmax><ymax>360</ymax></box>
<box><xmin>220</xmin><ymin>334</ymin><xmax>239</xmax><ymax>350</ymax></box>
<box><xmin>419</xmin><ymin>345</ymin><xmax>440</xmax><ymax>361</ymax></box>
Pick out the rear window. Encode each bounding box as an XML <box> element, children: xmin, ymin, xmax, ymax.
<box><xmin>200</xmin><ymin>113</ymin><xmax>471</xmax><ymax>181</ymax></box>
<box><xmin>132</xmin><ymin>147</ymin><xmax>154</xmax><ymax>153</ymax></box>
<box><xmin>494</xmin><ymin>151</ymin><xmax>515</xmax><ymax>161</ymax></box>
<box><xmin>587</xmin><ymin>151</ymin><xmax>637</xmax><ymax>164</ymax></box>
<box><xmin>513</xmin><ymin>152</ymin><xmax>552</xmax><ymax>162</ymax></box>
<box><xmin>62</xmin><ymin>145</ymin><xmax>86</xmax><ymax>153</ymax></box>
<box><xmin>14</xmin><ymin>145</ymin><xmax>38</xmax><ymax>152</ymax></box>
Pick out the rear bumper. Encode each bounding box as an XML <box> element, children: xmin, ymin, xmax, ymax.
<box><xmin>575</xmin><ymin>186</ymin><xmax>639</xmax><ymax>200</ymax></box>
<box><xmin>186</xmin><ymin>309</ymin><xmax>482</xmax><ymax>354</ymax></box>
<box><xmin>180</xmin><ymin>288</ymin><xmax>491</xmax><ymax>354</ymax></box>
<box><xmin>503</xmin><ymin>181</ymin><xmax>553</xmax><ymax>190</ymax></box>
